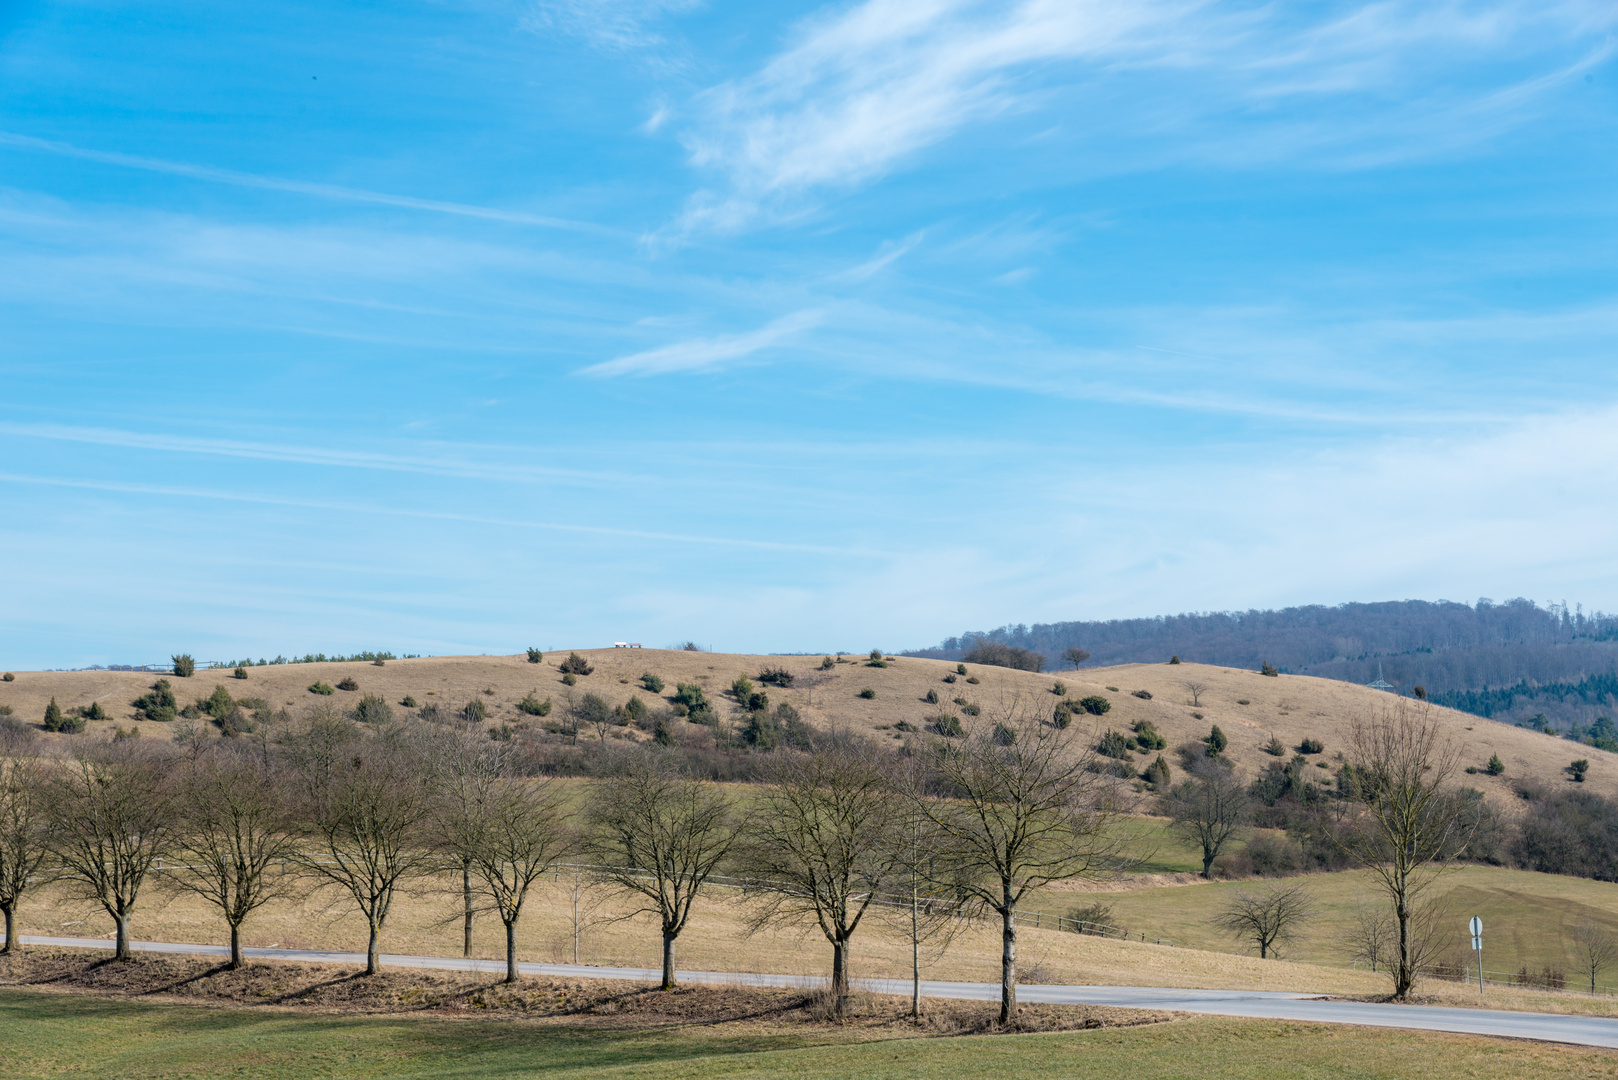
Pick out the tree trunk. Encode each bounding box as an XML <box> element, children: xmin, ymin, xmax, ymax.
<box><xmin>461</xmin><ymin>860</ymin><xmax>474</xmax><ymax>959</ymax></box>
<box><xmin>1393</xmin><ymin>896</ymin><xmax>1412</xmax><ymax>999</ymax></box>
<box><xmin>504</xmin><ymin>919</ymin><xmax>518</xmax><ymax>984</ymax></box>
<box><xmin>229</xmin><ymin>921</ymin><xmax>243</xmax><ymax>970</ymax></box>
<box><xmin>911</xmin><ymin>900</ymin><xmax>922</xmax><ymax>1017</ymax></box>
<box><xmin>2</xmin><ymin>903</ymin><xmax>16</xmax><ymax>955</ymax></box>
<box><xmin>366</xmin><ymin>918</ymin><xmax>381</xmax><ymax>976</ymax></box>
<box><xmin>831</xmin><ymin>937</ymin><xmax>850</xmax><ymax>1017</ymax></box>
<box><xmin>661</xmin><ymin>930</ymin><xmax>677</xmax><ymax>990</ymax></box>
<box><xmin>1000</xmin><ymin>906</ymin><xmax>1017</xmax><ymax>1025</ymax></box>
<box><xmin>1201</xmin><ymin>846</ymin><xmax>1215</xmax><ymax>879</ymax></box>
<box><xmin>114</xmin><ymin>912</ymin><xmax>131</xmax><ymax>961</ymax></box>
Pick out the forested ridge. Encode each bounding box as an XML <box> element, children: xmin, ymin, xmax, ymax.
<box><xmin>911</xmin><ymin>598</ymin><xmax>1618</xmax><ymax>728</ymax></box>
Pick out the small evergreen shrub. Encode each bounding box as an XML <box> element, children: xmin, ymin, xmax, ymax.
<box><xmin>957</xmin><ymin>664</ymin><xmax>967</xmax><ymax>675</ymax></box>
<box><xmin>1078</xmin><ymin>695</ymin><xmax>1111</xmax><ymax>716</ymax></box>
<box><xmin>133</xmin><ymin>679</ymin><xmax>178</xmax><ymax>721</ymax></box>
<box><xmin>1260</xmin><ymin>662</ymin><xmax>1279</xmax><ymax>677</ymax></box>
<box><xmin>43</xmin><ymin>697</ymin><xmax>66</xmax><ymax>732</ymax></box>
<box><xmin>1192</xmin><ymin>712</ymin><xmax>1203</xmax><ymax>720</ymax></box>
<box><xmin>401</xmin><ymin>695</ymin><xmax>418</xmax><ymax>708</ymax></box>
<box><xmin>622</xmin><ymin>695</ymin><xmax>647</xmax><ymax>721</ymax></box>
<box><xmin>308</xmin><ymin>682</ymin><xmax>335</xmax><ymax>695</ymax></box>
<box><xmin>526</xmin><ymin>647</ymin><xmax>544</xmax><ymax>664</ymax></box>
<box><xmin>653</xmin><ymin>715</ymin><xmax>674</xmax><ymax>745</ymax></box>
<box><xmin>1298</xmin><ymin>737</ymin><xmax>1324</xmax><ymax>755</ymax></box>
<box><xmin>1106</xmin><ymin>686</ymin><xmax>1119</xmax><ymax>692</ymax></box>
<box><xmin>1097</xmin><ymin>730</ymin><xmax>1133</xmax><ymax>759</ymax></box>
<box><xmin>180</xmin><ymin>703</ymin><xmax>202</xmax><ymax>720</ymax></box>
<box><xmin>961</xmin><ymin>703</ymin><xmax>981</xmax><ymax>716</ymax></box>
<box><xmin>992</xmin><ymin>723</ymin><xmax>1017</xmax><ymax>746</ymax></box>
<box><xmin>353</xmin><ymin>694</ymin><xmax>393</xmax><ymax>725</ymax></box>
<box><xmin>858</xmin><ymin>688</ymin><xmax>876</xmax><ymax>699</ymax></box>
<box><xmin>687</xmin><ymin>703</ymin><xmax>717</xmax><ymax>727</ymax></box>
<box><xmin>373</xmin><ymin>658</ymin><xmax>386</xmax><ymax>667</ymax></box>
<box><xmin>416</xmin><ymin>702</ymin><xmax>442</xmax><ymax>723</ymax></box>
<box><xmin>965</xmin><ymin>676</ymin><xmax>979</xmax><ymax>684</ymax></box>
<box><xmin>1570</xmin><ymin>759</ymin><xmax>1590</xmax><ymax>782</ymax></box>
<box><xmin>1143</xmin><ymin>755</ymin><xmax>1172</xmax><ymax>787</ymax></box>
<box><xmin>673</xmin><ymin>684</ymin><xmax>708</xmax><ymax>711</ymax></box>
<box><xmin>335</xmin><ymin>676</ymin><xmax>360</xmax><ymax>692</ymax></box>
<box><xmin>1</xmin><ymin>673</ymin><xmax>12</xmax><ymax>681</ymax></box>
<box><xmin>1412</xmin><ymin>685</ymin><xmax>1427</xmax><ymax>700</ymax></box>
<box><xmin>559</xmin><ymin>653</ymin><xmax>594</xmax><ymax>675</ymax></box>
<box><xmin>731</xmin><ymin>676</ymin><xmax>755</xmax><ymax>701</ymax></box>
<box><xmin>1487</xmin><ymin>753</ymin><xmax>1505</xmax><ymax>776</ymax></box>
<box><xmin>233</xmin><ymin>666</ymin><xmax>248</xmax><ymax>680</ymax></box>
<box><xmin>1169</xmin><ymin>655</ymin><xmax>1181</xmax><ymax>665</ymax></box>
<box><xmin>1052</xmin><ymin>701</ymin><xmax>1075</xmax><ymax>729</ymax></box>
<box><xmin>172</xmin><ymin>654</ymin><xmax>196</xmax><ymax>678</ymax></box>
<box><xmin>925</xmin><ymin>688</ymin><xmax>939</xmax><ymax>705</ymax></box>
<box><xmin>1265</xmin><ymin>735</ymin><xmax>1286</xmax><ymax>756</ymax></box>
<box><xmin>203</xmin><ymin>685</ymin><xmax>234</xmax><ymax>719</ymax></box>
<box><xmin>943</xmin><ymin>674</ymin><xmax>957</xmax><ymax>684</ymax></box>
<box><xmin>641</xmin><ymin>673</ymin><xmax>665</xmax><ymax>693</ymax></box>
<box><xmin>757</xmin><ymin>667</ymin><xmax>795</xmax><ymax>687</ymax></box>
<box><xmin>1131</xmin><ymin>689</ymin><xmax>1152</xmax><ymax>700</ymax></box>
<box><xmin>1132</xmin><ymin>721</ymin><xmax>1166</xmax><ymax>750</ymax></box>
<box><xmin>461</xmin><ymin>699</ymin><xmax>488</xmax><ymax>724</ymax></box>
<box><xmin>935</xmin><ymin>714</ymin><xmax>962</xmax><ymax>737</ymax></box>
<box><xmin>562</xmin><ymin>673</ymin><xmax>577</xmax><ymax>686</ymax></box>
<box><xmin>953</xmin><ymin>696</ymin><xmax>968</xmax><ymax>706</ymax></box>
<box><xmin>820</xmin><ymin>656</ymin><xmax>835</xmax><ymax>670</ymax></box>
<box><xmin>518</xmin><ymin>693</ymin><xmax>551</xmax><ymax>716</ymax></box>
<box><xmin>746</xmin><ymin>691</ymin><xmax>769</xmax><ymax>713</ymax></box>
<box><xmin>1205</xmin><ymin>725</ymin><xmax>1228</xmax><ymax>756</ymax></box>
<box><xmin>82</xmin><ymin>701</ymin><xmax>109</xmax><ymax>722</ymax></box>
<box><xmin>1052</xmin><ymin>681</ymin><xmax>1066</xmax><ymax>696</ymax></box>
<box><xmin>1237</xmin><ymin>699</ymin><xmax>1250</xmax><ymax>705</ymax></box>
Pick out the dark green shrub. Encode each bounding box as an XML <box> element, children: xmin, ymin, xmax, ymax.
<box><xmin>641</xmin><ymin>672</ymin><xmax>665</xmax><ymax>693</ymax></box>
<box><xmin>1142</xmin><ymin>755</ymin><xmax>1171</xmax><ymax>787</ymax></box>
<box><xmin>461</xmin><ymin>699</ymin><xmax>488</xmax><ymax>724</ymax></box>
<box><xmin>401</xmin><ymin>695</ymin><xmax>418</xmax><ymax>708</ymax></box>
<box><xmin>953</xmin><ymin>696</ymin><xmax>968</xmax><ymax>706</ymax></box>
<box><xmin>1570</xmin><ymin>759</ymin><xmax>1590</xmax><ymax>782</ymax></box>
<box><xmin>562</xmin><ymin>673</ymin><xmax>577</xmax><ymax>686</ymax></box>
<box><xmin>373</xmin><ymin>658</ymin><xmax>386</xmax><ymax>667</ymax></box>
<box><xmin>1052</xmin><ymin>682</ymin><xmax>1066</xmax><ymax>696</ymax></box>
<box><xmin>336</xmin><ymin>677</ymin><xmax>359</xmax><ymax>692</ymax></box>
<box><xmin>1</xmin><ymin>673</ymin><xmax>12</xmax><ymax>682</ymax></box>
<box><xmin>1205</xmin><ymin>725</ymin><xmax>1228</xmax><ymax>756</ymax></box>
<box><xmin>353</xmin><ymin>694</ymin><xmax>393</xmax><ymax>725</ymax></box>
<box><xmin>82</xmin><ymin>701</ymin><xmax>109</xmax><ymax>722</ymax></box>
<box><xmin>653</xmin><ymin>715</ymin><xmax>674</xmax><ymax>746</ymax></box>
<box><xmin>858</xmin><ymin>688</ymin><xmax>876</xmax><ymax>699</ymax></box>
<box><xmin>731</xmin><ymin>676</ymin><xmax>754</xmax><ymax>701</ymax></box>
<box><xmin>233</xmin><ymin>666</ymin><xmax>248</xmax><ymax>680</ymax></box>
<box><xmin>757</xmin><ymin>667</ymin><xmax>795</xmax><ymax>687</ymax></box>
<box><xmin>180</xmin><ymin>703</ymin><xmax>202</xmax><ymax>720</ymax></box>
<box><xmin>202</xmin><ymin>685</ymin><xmax>234</xmax><ymax>719</ymax></box>
<box><xmin>172</xmin><ymin>654</ymin><xmax>195</xmax><ymax>678</ymax></box>
<box><xmin>0</xmin><ymin>705</ymin><xmax>11</xmax><ymax>716</ymax></box>
<box><xmin>943</xmin><ymin>673</ymin><xmax>957</xmax><ymax>684</ymax></box>
<box><xmin>1078</xmin><ymin>695</ymin><xmax>1110</xmax><ymax>716</ymax></box>
<box><xmin>1132</xmin><ymin>721</ymin><xmax>1166</xmax><ymax>750</ymax></box>
<box><xmin>1265</xmin><ymin>735</ymin><xmax>1285</xmax><ymax>756</ymax></box>
<box><xmin>673</xmin><ymin>683</ymin><xmax>708</xmax><ymax>711</ymax></box>
<box><xmin>745</xmin><ymin>691</ymin><xmax>769</xmax><ymax>713</ymax></box>
<box><xmin>308</xmin><ymin>682</ymin><xmax>335</xmax><ymax>696</ymax></box>
<box><xmin>559</xmin><ymin>652</ymin><xmax>593</xmax><ymax>675</ymax></box>
<box><xmin>617</xmin><ymin>696</ymin><xmax>643</xmax><ymax>722</ymax></box>
<box><xmin>518</xmin><ymin>692</ymin><xmax>551</xmax><ymax>716</ymax></box>
<box><xmin>43</xmin><ymin>697</ymin><xmax>65</xmax><ymax>731</ymax></box>
<box><xmin>133</xmin><ymin>679</ymin><xmax>178</xmax><ymax>721</ymax></box>
<box><xmin>1487</xmin><ymin>753</ymin><xmax>1505</xmax><ymax>776</ymax></box>
<box><xmin>820</xmin><ymin>656</ymin><xmax>835</xmax><ymax>670</ymax></box>
<box><xmin>992</xmin><ymin>723</ymin><xmax>1017</xmax><ymax>746</ymax></box>
<box><xmin>1260</xmin><ymin>662</ymin><xmax>1279</xmax><ymax>677</ymax></box>
<box><xmin>1097</xmin><ymin>730</ymin><xmax>1133</xmax><ymax>759</ymax></box>
<box><xmin>1052</xmin><ymin>701</ymin><xmax>1075</xmax><ymax>729</ymax></box>
<box><xmin>526</xmin><ymin>647</ymin><xmax>543</xmax><ymax>664</ymax></box>
<box><xmin>1131</xmin><ymin>689</ymin><xmax>1152</xmax><ymax>700</ymax></box>
<box><xmin>957</xmin><ymin>664</ymin><xmax>967</xmax><ymax>675</ymax></box>
<box><xmin>418</xmin><ymin>702</ymin><xmax>444</xmax><ymax>723</ymax></box>
<box><xmin>965</xmin><ymin>676</ymin><xmax>979</xmax><ymax>684</ymax></box>
<box><xmin>687</xmin><ymin>703</ymin><xmax>717</xmax><ymax>727</ymax></box>
<box><xmin>961</xmin><ymin>702</ymin><xmax>980</xmax><ymax>716</ymax></box>
<box><xmin>1412</xmin><ymin>685</ymin><xmax>1426</xmax><ymax>700</ymax></box>
<box><xmin>1298</xmin><ymin>737</ymin><xmax>1324</xmax><ymax>755</ymax></box>
<box><xmin>1169</xmin><ymin>655</ymin><xmax>1180</xmax><ymax>665</ymax></box>
<box><xmin>934</xmin><ymin>714</ymin><xmax>962</xmax><ymax>737</ymax></box>
<box><xmin>925</xmin><ymin>688</ymin><xmax>939</xmax><ymax>705</ymax></box>
<box><xmin>963</xmin><ymin>641</ymin><xmax>1045</xmax><ymax>672</ymax></box>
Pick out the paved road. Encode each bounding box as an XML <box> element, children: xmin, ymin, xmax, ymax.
<box><xmin>13</xmin><ymin>934</ymin><xmax>1618</xmax><ymax>1050</ymax></box>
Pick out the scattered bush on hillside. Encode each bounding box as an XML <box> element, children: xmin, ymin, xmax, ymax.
<box><xmin>1487</xmin><ymin>753</ymin><xmax>1505</xmax><ymax>775</ymax></box>
<box><xmin>1570</xmin><ymin>759</ymin><xmax>1591</xmax><ymax>782</ymax></box>
<box><xmin>641</xmin><ymin>673</ymin><xmax>664</xmax><ymax>693</ymax></box>
<box><xmin>680</xmin><ymin>641</ymin><xmax>703</xmax><ymax>652</ymax></box>
<box><xmin>942</xmin><ymin>674</ymin><xmax>957</xmax><ymax>684</ymax></box>
<box><xmin>1052</xmin><ymin>682</ymin><xmax>1066</xmax><ymax>696</ymax></box>
<box><xmin>202</xmin><ymin>685</ymin><xmax>233</xmax><ymax>719</ymax></box>
<box><xmin>742</xmin><ymin>703</ymin><xmax>811</xmax><ymax>752</ymax></box>
<box><xmin>934</xmin><ymin>714</ymin><xmax>962</xmax><ymax>737</ymax></box>
<box><xmin>233</xmin><ymin>666</ymin><xmax>248</xmax><ymax>680</ymax></box>
<box><xmin>653</xmin><ymin>715</ymin><xmax>674</xmax><ymax>746</ymax></box>
<box><xmin>43</xmin><ymin>697</ymin><xmax>84</xmax><ymax>733</ymax></box>
<box><xmin>417</xmin><ymin>702</ymin><xmax>444</xmax><ymax>723</ymax></box>
<box><xmin>858</xmin><ymin>688</ymin><xmax>876</xmax><ymax>699</ymax></box>
<box><xmin>1298</xmin><ymin>738</ymin><xmax>1324</xmax><ymax>755</ymax></box>
<box><xmin>80</xmin><ymin>701</ymin><xmax>108</xmax><ymax>722</ymax></box>
<box><xmin>1246</xmin><ymin>832</ymin><xmax>1304</xmax><ymax>877</ymax></box>
<box><xmin>1237</xmin><ymin>698</ymin><xmax>1250</xmax><ymax>705</ymax></box>
<box><xmin>867</xmin><ymin>650</ymin><xmax>888</xmax><ymax>668</ymax></box>
<box><xmin>924</xmin><ymin>688</ymin><xmax>939</xmax><ymax>705</ymax></box>
<box><xmin>673</xmin><ymin>683</ymin><xmax>708</xmax><ymax>711</ymax></box>
<box><xmin>1132</xmin><ymin>721</ymin><xmax>1167</xmax><ymax>750</ymax></box>
<box><xmin>172</xmin><ymin>654</ymin><xmax>196</xmax><ymax>678</ymax></box>
<box><xmin>1052</xmin><ymin>701</ymin><xmax>1075</xmax><ymax>729</ymax></box>
<box><xmin>1169</xmin><ymin>655</ymin><xmax>1181</xmax><ymax>665</ymax></box>
<box><xmin>562</xmin><ymin>673</ymin><xmax>577</xmax><ymax>686</ymax></box>
<box><xmin>559</xmin><ymin>653</ymin><xmax>594</xmax><ymax>675</ymax></box>
<box><xmin>461</xmin><ymin>699</ymin><xmax>488</xmax><ymax>724</ymax></box>
<box><xmin>820</xmin><ymin>656</ymin><xmax>835</xmax><ymax>670</ymax></box>
<box><xmin>352</xmin><ymin>694</ymin><xmax>393</xmax><ymax>725</ymax></box>
<box><xmin>308</xmin><ymin>682</ymin><xmax>335</xmax><ymax>696</ymax></box>
<box><xmin>1260</xmin><ymin>662</ymin><xmax>1279</xmax><ymax>677</ymax></box>
<box><xmin>1412</xmin><ymin>685</ymin><xmax>1427</xmax><ymax>700</ymax></box>
<box><xmin>526</xmin><ymin>648</ymin><xmax>543</xmax><ymax>664</ymax></box>
<box><xmin>517</xmin><ymin>693</ymin><xmax>551</xmax><ymax>716</ymax></box>
<box><xmin>1097</xmin><ymin>730</ymin><xmax>1133</xmax><ymax>759</ymax></box>
<box><xmin>401</xmin><ymin>695</ymin><xmax>418</xmax><ymax>708</ymax></box>
<box><xmin>957</xmin><ymin>664</ymin><xmax>968</xmax><ymax>676</ymax></box>
<box><xmin>731</xmin><ymin>676</ymin><xmax>754</xmax><ymax>701</ymax></box>
<box><xmin>965</xmin><ymin>676</ymin><xmax>980</xmax><ymax>684</ymax></box>
<box><xmin>1142</xmin><ymin>756</ymin><xmax>1171</xmax><ymax>788</ymax></box>
<box><xmin>962</xmin><ymin>641</ymin><xmax>1045</xmax><ymax>672</ymax></box>
<box><xmin>1076</xmin><ymin>695</ymin><xmax>1110</xmax><ymax>716</ymax></box>
<box><xmin>133</xmin><ymin>679</ymin><xmax>178</xmax><ymax>721</ymax></box>
<box><xmin>757</xmin><ymin>667</ymin><xmax>795</xmax><ymax>687</ymax></box>
<box><xmin>961</xmin><ymin>702</ymin><xmax>981</xmax><ymax>716</ymax></box>
<box><xmin>1265</xmin><ymin>735</ymin><xmax>1286</xmax><ymax>757</ymax></box>
<box><xmin>1</xmin><ymin>673</ymin><xmax>12</xmax><ymax>681</ymax></box>
<box><xmin>373</xmin><ymin>658</ymin><xmax>386</xmax><ymax>667</ymax></box>
<box><xmin>1205</xmin><ymin>725</ymin><xmax>1228</xmax><ymax>756</ymax></box>
<box><xmin>622</xmin><ymin>696</ymin><xmax>646</xmax><ymax>722</ymax></box>
<box><xmin>992</xmin><ymin>722</ymin><xmax>1017</xmax><ymax>746</ymax></box>
<box><xmin>1131</xmin><ymin>689</ymin><xmax>1151</xmax><ymax>700</ymax></box>
<box><xmin>1066</xmin><ymin>901</ymin><xmax>1115</xmax><ymax>933</ymax></box>
<box><xmin>745</xmin><ymin>691</ymin><xmax>769</xmax><ymax>713</ymax></box>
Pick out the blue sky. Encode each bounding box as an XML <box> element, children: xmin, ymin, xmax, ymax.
<box><xmin>2</xmin><ymin>0</ymin><xmax>1617</xmax><ymax>667</ymax></box>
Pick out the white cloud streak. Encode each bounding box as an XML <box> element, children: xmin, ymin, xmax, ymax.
<box><xmin>577</xmin><ymin>308</ymin><xmax>824</xmax><ymax>376</ymax></box>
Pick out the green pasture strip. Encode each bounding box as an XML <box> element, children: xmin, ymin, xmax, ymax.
<box><xmin>4</xmin><ymin>990</ymin><xmax>1615</xmax><ymax>1080</ymax></box>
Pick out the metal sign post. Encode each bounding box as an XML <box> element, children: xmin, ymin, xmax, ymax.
<box><xmin>1470</xmin><ymin>916</ymin><xmax>1483</xmax><ymax>994</ymax></box>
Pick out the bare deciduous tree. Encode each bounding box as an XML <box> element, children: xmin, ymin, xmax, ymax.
<box><xmin>1347</xmin><ymin>901</ymin><xmax>1393</xmax><ymax>973</ymax></box>
<box><xmin>1336</xmin><ymin>701</ymin><xmax>1474</xmax><ymax>999</ymax></box>
<box><xmin>0</xmin><ymin>758</ymin><xmax>50</xmax><ymax>954</ymax></box>
<box><xmin>742</xmin><ymin>733</ymin><xmax>901</xmax><ymax>1016</ymax></box>
<box><xmin>167</xmin><ymin>749</ymin><xmax>300</xmax><ymax>968</ymax></box>
<box><xmin>424</xmin><ymin>728</ymin><xmax>503</xmax><ymax>959</ymax></box>
<box><xmin>293</xmin><ymin>742</ymin><xmax>436</xmax><ymax>975</ymax></box>
<box><xmin>1573</xmin><ymin>920</ymin><xmax>1618</xmax><ymax>994</ymax></box>
<box><xmin>465</xmin><ymin>774</ymin><xmax>572</xmax><ymax>983</ymax></box>
<box><xmin>1163</xmin><ymin>762</ymin><xmax>1248</xmax><ymax>879</ymax></box>
<box><xmin>1062</xmin><ymin>647</ymin><xmax>1091</xmax><ymax>670</ymax></box>
<box><xmin>46</xmin><ymin>744</ymin><xmax>178</xmax><ymax>960</ymax></box>
<box><xmin>1183</xmin><ymin>681</ymin><xmax>1209</xmax><ymax>707</ymax></box>
<box><xmin>588</xmin><ymin>754</ymin><xmax>744</xmax><ymax>989</ymax></box>
<box><xmin>916</xmin><ymin>698</ymin><xmax>1124</xmax><ymax>1024</ymax></box>
<box><xmin>1212</xmin><ymin>881</ymin><xmax>1314</xmax><ymax>959</ymax></box>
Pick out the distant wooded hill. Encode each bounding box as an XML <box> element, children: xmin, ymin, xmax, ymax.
<box><xmin>908</xmin><ymin>598</ymin><xmax>1618</xmax><ymax>729</ymax></box>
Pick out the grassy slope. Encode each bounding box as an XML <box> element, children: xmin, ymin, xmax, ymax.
<box><xmin>6</xmin><ymin>990</ymin><xmax>1618</xmax><ymax>1080</ymax></box>
<box><xmin>3</xmin><ymin>650</ymin><xmax>1611</xmax><ymax>803</ymax></box>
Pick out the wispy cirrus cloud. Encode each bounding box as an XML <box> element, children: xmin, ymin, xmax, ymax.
<box><xmin>577</xmin><ymin>308</ymin><xmax>824</xmax><ymax>376</ymax></box>
<box><xmin>671</xmin><ymin>0</ymin><xmax>1615</xmax><ymax>232</ymax></box>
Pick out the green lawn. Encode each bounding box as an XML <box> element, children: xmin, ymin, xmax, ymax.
<box><xmin>5</xmin><ymin>989</ymin><xmax>1617</xmax><ymax>1080</ymax></box>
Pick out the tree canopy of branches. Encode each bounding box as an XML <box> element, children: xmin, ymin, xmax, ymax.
<box><xmin>0</xmin><ymin>758</ymin><xmax>49</xmax><ymax>955</ymax></box>
<box><xmin>1336</xmin><ymin>702</ymin><xmax>1474</xmax><ymax>999</ymax></box>
<box><xmin>962</xmin><ymin>641</ymin><xmax>1046</xmax><ymax>672</ymax></box>
<box><xmin>1573</xmin><ymin>920</ymin><xmax>1618</xmax><ymax>994</ymax></box>
<box><xmin>741</xmin><ymin>733</ymin><xmax>901</xmax><ymax>1016</ymax></box>
<box><xmin>45</xmin><ymin>745</ymin><xmax>177</xmax><ymax>960</ymax></box>
<box><xmin>1211</xmin><ymin>881</ymin><xmax>1313</xmax><ymax>959</ymax></box>
<box><xmin>167</xmin><ymin>749</ymin><xmax>300</xmax><ymax>967</ymax></box>
<box><xmin>292</xmin><ymin>736</ymin><xmax>437</xmax><ymax>975</ymax></box>
<box><xmin>916</xmin><ymin>699</ymin><xmax>1124</xmax><ymax>1024</ymax></box>
<box><xmin>588</xmin><ymin>754</ymin><xmax>745</xmax><ymax>989</ymax></box>
<box><xmin>1163</xmin><ymin>762</ymin><xmax>1248</xmax><ymax>879</ymax></box>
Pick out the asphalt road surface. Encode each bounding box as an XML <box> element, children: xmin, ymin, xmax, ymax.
<box><xmin>13</xmin><ymin>934</ymin><xmax>1618</xmax><ymax>1050</ymax></box>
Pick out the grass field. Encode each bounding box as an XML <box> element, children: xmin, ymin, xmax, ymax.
<box><xmin>5</xmin><ymin>989</ymin><xmax>1617</xmax><ymax>1080</ymax></box>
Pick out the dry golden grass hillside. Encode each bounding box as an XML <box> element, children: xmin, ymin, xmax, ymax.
<box><xmin>1</xmin><ymin>649</ymin><xmax>1609</xmax><ymax>802</ymax></box>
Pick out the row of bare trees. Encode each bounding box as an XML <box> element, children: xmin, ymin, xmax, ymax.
<box><xmin>0</xmin><ymin>697</ymin><xmax>1126</xmax><ymax>1023</ymax></box>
